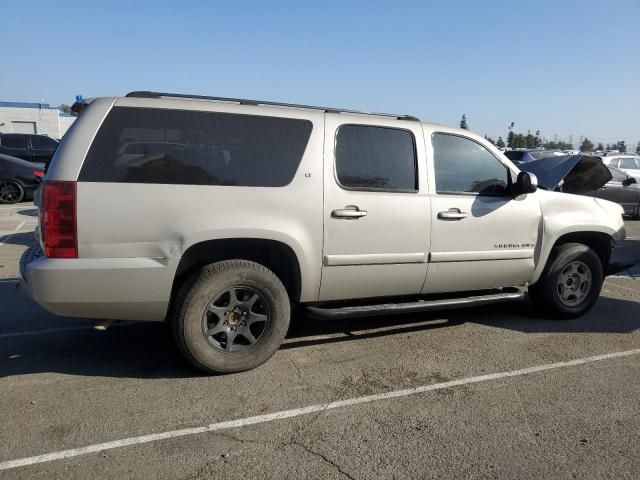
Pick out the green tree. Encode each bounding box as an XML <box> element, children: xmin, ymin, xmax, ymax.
<box><xmin>484</xmin><ymin>134</ymin><xmax>495</xmax><ymax>145</ymax></box>
<box><xmin>507</xmin><ymin>131</ymin><xmax>515</xmax><ymax>148</ymax></box>
<box><xmin>58</xmin><ymin>104</ymin><xmax>72</xmax><ymax>114</ymax></box>
<box><xmin>580</xmin><ymin>137</ymin><xmax>594</xmax><ymax>152</ymax></box>
<box><xmin>513</xmin><ymin>133</ymin><xmax>527</xmax><ymax>148</ymax></box>
<box><xmin>459</xmin><ymin>114</ymin><xmax>468</xmax><ymax>130</ymax></box>
<box><xmin>597</xmin><ymin>142</ymin><xmax>604</xmax><ymax>151</ymax></box>
<box><xmin>525</xmin><ymin>130</ymin><xmax>537</xmax><ymax>148</ymax></box>
<box><xmin>636</xmin><ymin>142</ymin><xmax>640</xmax><ymax>155</ymax></box>
<box><xmin>496</xmin><ymin>137</ymin><xmax>505</xmax><ymax>148</ymax></box>
<box><xmin>617</xmin><ymin>141</ymin><xmax>627</xmax><ymax>153</ymax></box>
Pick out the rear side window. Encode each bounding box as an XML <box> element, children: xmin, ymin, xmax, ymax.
<box><xmin>79</xmin><ymin>107</ymin><xmax>313</xmax><ymax>186</ymax></box>
<box><xmin>1</xmin><ymin>135</ymin><xmax>27</xmax><ymax>149</ymax></box>
<box><xmin>335</xmin><ymin>125</ymin><xmax>417</xmax><ymax>191</ymax></box>
<box><xmin>620</xmin><ymin>158</ymin><xmax>638</xmax><ymax>169</ymax></box>
<box><xmin>30</xmin><ymin>135</ymin><xmax>58</xmax><ymax>149</ymax></box>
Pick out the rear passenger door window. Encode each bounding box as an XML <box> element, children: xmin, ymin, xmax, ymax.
<box><xmin>30</xmin><ymin>135</ymin><xmax>58</xmax><ymax>150</ymax></box>
<box><xmin>1</xmin><ymin>135</ymin><xmax>27</xmax><ymax>149</ymax></box>
<box><xmin>335</xmin><ymin>125</ymin><xmax>417</xmax><ymax>192</ymax></box>
<box><xmin>432</xmin><ymin>133</ymin><xmax>509</xmax><ymax>195</ymax></box>
<box><xmin>620</xmin><ymin>158</ymin><xmax>638</xmax><ymax>169</ymax></box>
<box><xmin>79</xmin><ymin>107</ymin><xmax>313</xmax><ymax>186</ymax></box>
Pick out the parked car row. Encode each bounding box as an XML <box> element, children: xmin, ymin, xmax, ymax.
<box><xmin>601</xmin><ymin>155</ymin><xmax>640</xmax><ymax>180</ymax></box>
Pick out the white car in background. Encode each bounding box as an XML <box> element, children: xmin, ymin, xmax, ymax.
<box><xmin>601</xmin><ymin>155</ymin><xmax>640</xmax><ymax>180</ymax></box>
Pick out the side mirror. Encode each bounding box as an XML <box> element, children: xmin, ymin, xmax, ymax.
<box><xmin>513</xmin><ymin>171</ymin><xmax>538</xmax><ymax>196</ymax></box>
<box><xmin>623</xmin><ymin>177</ymin><xmax>637</xmax><ymax>186</ymax></box>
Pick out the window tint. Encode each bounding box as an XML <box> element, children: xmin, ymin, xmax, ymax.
<box><xmin>79</xmin><ymin>107</ymin><xmax>313</xmax><ymax>186</ymax></box>
<box><xmin>335</xmin><ymin>125</ymin><xmax>417</xmax><ymax>191</ymax></box>
<box><xmin>30</xmin><ymin>135</ymin><xmax>58</xmax><ymax>149</ymax></box>
<box><xmin>609</xmin><ymin>167</ymin><xmax>627</xmax><ymax>182</ymax></box>
<box><xmin>1</xmin><ymin>135</ymin><xmax>27</xmax><ymax>149</ymax></box>
<box><xmin>433</xmin><ymin>133</ymin><xmax>509</xmax><ymax>195</ymax></box>
<box><xmin>620</xmin><ymin>158</ymin><xmax>638</xmax><ymax>169</ymax></box>
<box><xmin>504</xmin><ymin>151</ymin><xmax>524</xmax><ymax>161</ymax></box>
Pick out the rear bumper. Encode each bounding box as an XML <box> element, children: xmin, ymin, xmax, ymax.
<box><xmin>20</xmin><ymin>246</ymin><xmax>177</xmax><ymax>321</ymax></box>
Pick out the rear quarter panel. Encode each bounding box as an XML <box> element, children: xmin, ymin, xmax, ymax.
<box><xmin>72</xmin><ymin>99</ymin><xmax>325</xmax><ymax>302</ymax></box>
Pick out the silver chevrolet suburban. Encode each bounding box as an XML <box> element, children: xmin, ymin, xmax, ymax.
<box><xmin>20</xmin><ymin>91</ymin><xmax>626</xmax><ymax>373</ymax></box>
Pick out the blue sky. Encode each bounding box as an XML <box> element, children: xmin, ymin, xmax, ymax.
<box><xmin>1</xmin><ymin>0</ymin><xmax>638</xmax><ymax>147</ymax></box>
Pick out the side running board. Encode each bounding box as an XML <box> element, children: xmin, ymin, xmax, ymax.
<box><xmin>305</xmin><ymin>289</ymin><xmax>525</xmax><ymax>320</ymax></box>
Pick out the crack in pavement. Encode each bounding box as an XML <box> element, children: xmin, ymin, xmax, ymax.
<box><xmin>290</xmin><ymin>440</ymin><xmax>357</xmax><ymax>480</ymax></box>
<box><xmin>182</xmin><ymin>430</ymin><xmax>356</xmax><ymax>480</ymax></box>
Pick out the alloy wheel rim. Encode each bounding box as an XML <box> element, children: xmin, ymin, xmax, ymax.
<box><xmin>0</xmin><ymin>181</ymin><xmax>20</xmax><ymax>203</ymax></box>
<box><xmin>556</xmin><ymin>260</ymin><xmax>592</xmax><ymax>307</ymax></box>
<box><xmin>202</xmin><ymin>286</ymin><xmax>270</xmax><ymax>353</ymax></box>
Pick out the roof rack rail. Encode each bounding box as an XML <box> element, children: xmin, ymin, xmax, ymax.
<box><xmin>125</xmin><ymin>91</ymin><xmax>419</xmax><ymax>121</ymax></box>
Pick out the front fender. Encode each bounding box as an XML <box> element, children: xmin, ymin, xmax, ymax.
<box><xmin>530</xmin><ymin>191</ymin><xmax>623</xmax><ymax>284</ymax></box>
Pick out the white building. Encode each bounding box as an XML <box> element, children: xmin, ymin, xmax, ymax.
<box><xmin>0</xmin><ymin>101</ymin><xmax>76</xmax><ymax>140</ymax></box>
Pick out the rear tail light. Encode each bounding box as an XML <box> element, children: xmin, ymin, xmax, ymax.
<box><xmin>42</xmin><ymin>180</ymin><xmax>77</xmax><ymax>258</ymax></box>
<box><xmin>33</xmin><ymin>171</ymin><xmax>44</xmax><ymax>178</ymax></box>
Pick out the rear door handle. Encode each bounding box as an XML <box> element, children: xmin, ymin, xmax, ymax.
<box><xmin>438</xmin><ymin>209</ymin><xmax>468</xmax><ymax>220</ymax></box>
<box><xmin>332</xmin><ymin>206</ymin><xmax>367</xmax><ymax>219</ymax></box>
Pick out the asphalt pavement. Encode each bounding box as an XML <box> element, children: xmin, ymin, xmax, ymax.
<box><xmin>1</xmin><ymin>203</ymin><xmax>639</xmax><ymax>479</ymax></box>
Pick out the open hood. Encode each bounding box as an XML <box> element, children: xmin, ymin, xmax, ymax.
<box><xmin>518</xmin><ymin>154</ymin><xmax>612</xmax><ymax>194</ymax></box>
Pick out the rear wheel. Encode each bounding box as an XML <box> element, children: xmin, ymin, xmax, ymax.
<box><xmin>173</xmin><ymin>260</ymin><xmax>290</xmax><ymax>374</ymax></box>
<box><xmin>0</xmin><ymin>181</ymin><xmax>24</xmax><ymax>204</ymax></box>
<box><xmin>529</xmin><ymin>243</ymin><xmax>603</xmax><ymax>319</ymax></box>
<box><xmin>634</xmin><ymin>202</ymin><xmax>640</xmax><ymax>220</ymax></box>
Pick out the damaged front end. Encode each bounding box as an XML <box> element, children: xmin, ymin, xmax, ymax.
<box><xmin>518</xmin><ymin>155</ymin><xmax>612</xmax><ymax>194</ymax></box>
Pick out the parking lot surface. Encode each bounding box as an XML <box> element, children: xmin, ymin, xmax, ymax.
<box><xmin>1</xmin><ymin>203</ymin><xmax>639</xmax><ymax>479</ymax></box>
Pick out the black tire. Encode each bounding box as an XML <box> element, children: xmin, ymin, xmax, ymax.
<box><xmin>529</xmin><ymin>243</ymin><xmax>603</xmax><ymax>319</ymax></box>
<box><xmin>173</xmin><ymin>260</ymin><xmax>290</xmax><ymax>374</ymax></box>
<box><xmin>634</xmin><ymin>203</ymin><xmax>640</xmax><ymax>220</ymax></box>
<box><xmin>0</xmin><ymin>180</ymin><xmax>24</xmax><ymax>204</ymax></box>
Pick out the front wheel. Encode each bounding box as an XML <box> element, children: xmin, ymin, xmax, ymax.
<box><xmin>529</xmin><ymin>243</ymin><xmax>603</xmax><ymax>319</ymax></box>
<box><xmin>173</xmin><ymin>260</ymin><xmax>291</xmax><ymax>374</ymax></box>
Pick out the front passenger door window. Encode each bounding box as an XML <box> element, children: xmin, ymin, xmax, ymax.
<box><xmin>433</xmin><ymin>133</ymin><xmax>509</xmax><ymax>195</ymax></box>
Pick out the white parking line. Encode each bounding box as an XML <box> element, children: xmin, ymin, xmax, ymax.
<box><xmin>604</xmin><ymin>280</ymin><xmax>640</xmax><ymax>293</ymax></box>
<box><xmin>0</xmin><ymin>221</ymin><xmax>26</xmax><ymax>247</ymax></box>
<box><xmin>1</xmin><ymin>347</ymin><xmax>638</xmax><ymax>471</ymax></box>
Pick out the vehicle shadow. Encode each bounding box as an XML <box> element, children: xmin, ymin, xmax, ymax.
<box><xmin>609</xmin><ymin>239</ymin><xmax>640</xmax><ymax>274</ymax></box>
<box><xmin>0</xmin><ymin>294</ymin><xmax>638</xmax><ymax>380</ymax></box>
<box><xmin>0</xmin><ymin>231</ymin><xmax>37</xmax><ymax>247</ymax></box>
<box><xmin>470</xmin><ymin>295</ymin><xmax>640</xmax><ymax>334</ymax></box>
<box><xmin>16</xmin><ymin>208</ymin><xmax>37</xmax><ymax>217</ymax></box>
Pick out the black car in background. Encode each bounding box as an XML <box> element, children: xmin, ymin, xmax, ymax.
<box><xmin>593</xmin><ymin>166</ymin><xmax>640</xmax><ymax>218</ymax></box>
<box><xmin>0</xmin><ymin>153</ymin><xmax>44</xmax><ymax>203</ymax></box>
<box><xmin>0</xmin><ymin>133</ymin><xmax>59</xmax><ymax>165</ymax></box>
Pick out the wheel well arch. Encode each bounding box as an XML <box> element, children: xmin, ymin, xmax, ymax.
<box><xmin>170</xmin><ymin>238</ymin><xmax>302</xmax><ymax>308</ymax></box>
<box><xmin>553</xmin><ymin>231</ymin><xmax>612</xmax><ymax>270</ymax></box>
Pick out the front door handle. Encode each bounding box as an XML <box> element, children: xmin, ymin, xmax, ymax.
<box><xmin>438</xmin><ymin>209</ymin><xmax>468</xmax><ymax>220</ymax></box>
<box><xmin>332</xmin><ymin>206</ymin><xmax>367</xmax><ymax>219</ymax></box>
